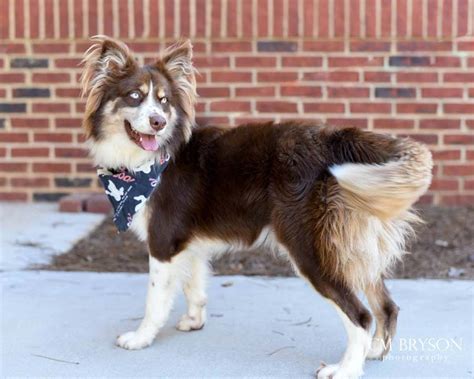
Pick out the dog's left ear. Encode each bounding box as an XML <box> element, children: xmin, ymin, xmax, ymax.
<box><xmin>161</xmin><ymin>40</ymin><xmax>198</xmax><ymax>121</ymax></box>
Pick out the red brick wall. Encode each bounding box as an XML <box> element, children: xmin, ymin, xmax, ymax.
<box><xmin>0</xmin><ymin>0</ymin><xmax>473</xmax><ymax>204</ymax></box>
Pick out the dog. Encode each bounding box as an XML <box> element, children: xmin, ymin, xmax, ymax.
<box><xmin>80</xmin><ymin>36</ymin><xmax>432</xmax><ymax>378</ymax></box>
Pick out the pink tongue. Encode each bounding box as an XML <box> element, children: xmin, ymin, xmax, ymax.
<box><xmin>139</xmin><ymin>134</ymin><xmax>159</xmax><ymax>151</ymax></box>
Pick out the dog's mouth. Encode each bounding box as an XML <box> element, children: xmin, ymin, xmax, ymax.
<box><xmin>124</xmin><ymin>120</ymin><xmax>159</xmax><ymax>151</ymax></box>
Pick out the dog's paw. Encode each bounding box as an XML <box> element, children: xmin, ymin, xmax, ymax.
<box><xmin>316</xmin><ymin>362</ymin><xmax>362</xmax><ymax>379</ymax></box>
<box><xmin>116</xmin><ymin>330</ymin><xmax>155</xmax><ymax>350</ymax></box>
<box><xmin>366</xmin><ymin>337</ymin><xmax>386</xmax><ymax>360</ymax></box>
<box><xmin>176</xmin><ymin>314</ymin><xmax>205</xmax><ymax>332</ymax></box>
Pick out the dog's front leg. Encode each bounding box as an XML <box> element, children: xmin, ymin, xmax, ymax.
<box><xmin>116</xmin><ymin>255</ymin><xmax>179</xmax><ymax>350</ymax></box>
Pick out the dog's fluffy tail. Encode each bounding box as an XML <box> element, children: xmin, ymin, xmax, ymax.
<box><xmin>330</xmin><ymin>138</ymin><xmax>433</xmax><ymax>220</ymax></box>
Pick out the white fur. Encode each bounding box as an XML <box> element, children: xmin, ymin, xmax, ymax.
<box><xmin>317</xmin><ymin>301</ymin><xmax>372</xmax><ymax>379</ymax></box>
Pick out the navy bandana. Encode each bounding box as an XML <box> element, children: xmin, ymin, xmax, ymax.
<box><xmin>97</xmin><ymin>155</ymin><xmax>170</xmax><ymax>232</ymax></box>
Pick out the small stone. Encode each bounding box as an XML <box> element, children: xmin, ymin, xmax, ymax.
<box><xmin>221</xmin><ymin>281</ymin><xmax>233</xmax><ymax>287</ymax></box>
<box><xmin>448</xmin><ymin>267</ymin><xmax>465</xmax><ymax>278</ymax></box>
<box><xmin>435</xmin><ymin>239</ymin><xmax>449</xmax><ymax>247</ymax></box>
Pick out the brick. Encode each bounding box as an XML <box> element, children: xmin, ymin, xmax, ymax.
<box><xmin>0</xmin><ymin>163</ymin><xmax>28</xmax><ymax>172</ymax></box>
<box><xmin>32</xmin><ymin>43</ymin><xmax>70</xmax><ymax>53</ymax></box>
<box><xmin>33</xmin><ymin>163</ymin><xmax>71</xmax><ymax>173</ymax></box>
<box><xmin>0</xmin><ymin>119</ymin><xmax>4</xmax><ymax>128</ymax></box>
<box><xmin>257</xmin><ymin>41</ymin><xmax>297</xmax><ymax>52</ymax></box>
<box><xmin>55</xmin><ymin>118</ymin><xmax>82</xmax><ymax>128</ymax></box>
<box><xmin>281</xmin><ymin>86</ymin><xmax>322</xmax><ymax>97</ymax></box>
<box><xmin>397</xmin><ymin>41</ymin><xmax>452</xmax><ymax>51</ymax></box>
<box><xmin>304</xmin><ymin>103</ymin><xmax>345</xmax><ymax>113</ymax></box>
<box><xmin>0</xmin><ymin>132</ymin><xmax>29</xmax><ymax>143</ymax></box>
<box><xmin>32</xmin><ymin>103</ymin><xmax>70</xmax><ymax>113</ymax></box>
<box><xmin>55</xmin><ymin>148</ymin><xmax>88</xmax><ymax>158</ymax></box>
<box><xmin>421</xmin><ymin>88</ymin><xmax>463</xmax><ymax>98</ymax></box>
<box><xmin>33</xmin><ymin>192</ymin><xmax>68</xmax><ymax>202</ymax></box>
<box><xmin>388</xmin><ymin>56</ymin><xmax>430</xmax><ymax>66</ymax></box>
<box><xmin>420</xmin><ymin>119</ymin><xmax>460</xmax><ymax>129</ymax></box>
<box><xmin>443</xmin><ymin>164</ymin><xmax>474</xmax><ymax>176</ymax></box>
<box><xmin>257</xmin><ymin>72</ymin><xmax>298</xmax><ymax>82</ymax></box>
<box><xmin>34</xmin><ymin>133</ymin><xmax>73</xmax><ymax>143</ymax></box>
<box><xmin>32</xmin><ymin>73</ymin><xmax>70</xmax><ymax>83</ymax></box>
<box><xmin>0</xmin><ymin>103</ymin><xmax>27</xmax><ymax>113</ymax></box>
<box><xmin>198</xmin><ymin>87</ymin><xmax>231</xmax><ymax>98</ymax></box>
<box><xmin>444</xmin><ymin>104</ymin><xmax>474</xmax><ymax>114</ymax></box>
<box><xmin>235</xmin><ymin>57</ymin><xmax>277</xmax><ymax>67</ymax></box>
<box><xmin>350</xmin><ymin>103</ymin><xmax>391</xmax><ymax>113</ymax></box>
<box><xmin>328</xmin><ymin>57</ymin><xmax>383</xmax><ymax>67</ymax></box>
<box><xmin>0</xmin><ymin>73</ymin><xmax>25</xmax><ymax>83</ymax></box>
<box><xmin>396</xmin><ymin>103</ymin><xmax>437</xmax><ymax>114</ymax></box>
<box><xmin>431</xmin><ymin>150</ymin><xmax>461</xmax><ymax>160</ymax></box>
<box><xmin>11</xmin><ymin>178</ymin><xmax>50</xmax><ymax>187</ymax></box>
<box><xmin>210</xmin><ymin>101</ymin><xmax>251</xmax><ymax>112</ymax></box>
<box><xmin>444</xmin><ymin>73</ymin><xmax>474</xmax><ymax>82</ymax></box>
<box><xmin>281</xmin><ymin>57</ymin><xmax>323</xmax><ymax>67</ymax></box>
<box><xmin>0</xmin><ymin>43</ymin><xmax>26</xmax><ymax>54</ymax></box>
<box><xmin>256</xmin><ymin>101</ymin><xmax>297</xmax><ymax>113</ymax></box>
<box><xmin>373</xmin><ymin>119</ymin><xmax>414</xmax><ymax>129</ymax></box>
<box><xmin>10</xmin><ymin>58</ymin><xmax>49</xmax><ymax>68</ymax></box>
<box><xmin>396</xmin><ymin>72</ymin><xmax>438</xmax><ymax>83</ymax></box>
<box><xmin>0</xmin><ymin>192</ymin><xmax>28</xmax><ymax>201</ymax></box>
<box><xmin>444</xmin><ymin>134</ymin><xmax>474</xmax><ymax>145</ymax></box>
<box><xmin>56</xmin><ymin>88</ymin><xmax>81</xmax><ymax>98</ymax></box>
<box><xmin>59</xmin><ymin>194</ymin><xmax>89</xmax><ymax>212</ymax></box>
<box><xmin>85</xmin><ymin>193</ymin><xmax>112</xmax><ymax>213</ymax></box>
<box><xmin>194</xmin><ymin>57</ymin><xmax>231</xmax><ymax>68</ymax></box>
<box><xmin>327</xmin><ymin>118</ymin><xmax>368</xmax><ymax>128</ymax></box>
<box><xmin>196</xmin><ymin>116</ymin><xmax>230</xmax><ymax>126</ymax></box>
<box><xmin>303</xmin><ymin>41</ymin><xmax>344</xmax><ymax>51</ymax></box>
<box><xmin>12</xmin><ymin>148</ymin><xmax>49</xmax><ymax>157</ymax></box>
<box><xmin>363</xmin><ymin>72</ymin><xmax>391</xmax><ymax>82</ymax></box>
<box><xmin>328</xmin><ymin>87</ymin><xmax>370</xmax><ymax>98</ymax></box>
<box><xmin>350</xmin><ymin>41</ymin><xmax>391</xmax><ymax>52</ymax></box>
<box><xmin>212</xmin><ymin>42</ymin><xmax>252</xmax><ymax>53</ymax></box>
<box><xmin>54</xmin><ymin>58</ymin><xmax>82</xmax><ymax>68</ymax></box>
<box><xmin>375</xmin><ymin>88</ymin><xmax>416</xmax><ymax>98</ymax></box>
<box><xmin>235</xmin><ymin>87</ymin><xmax>276</xmax><ymax>97</ymax></box>
<box><xmin>13</xmin><ymin>88</ymin><xmax>50</xmax><ymax>98</ymax></box>
<box><xmin>303</xmin><ymin>72</ymin><xmax>359</xmax><ymax>82</ymax></box>
<box><xmin>458</xmin><ymin>41</ymin><xmax>474</xmax><ymax>51</ymax></box>
<box><xmin>431</xmin><ymin>57</ymin><xmax>461</xmax><ymax>67</ymax></box>
<box><xmin>11</xmin><ymin>118</ymin><xmax>49</xmax><ymax>128</ymax></box>
<box><xmin>429</xmin><ymin>179</ymin><xmax>459</xmax><ymax>191</ymax></box>
<box><xmin>55</xmin><ymin>177</ymin><xmax>93</xmax><ymax>187</ymax></box>
<box><xmin>211</xmin><ymin>72</ymin><xmax>252</xmax><ymax>83</ymax></box>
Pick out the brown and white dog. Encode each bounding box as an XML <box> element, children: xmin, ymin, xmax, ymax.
<box><xmin>81</xmin><ymin>36</ymin><xmax>432</xmax><ymax>378</ymax></box>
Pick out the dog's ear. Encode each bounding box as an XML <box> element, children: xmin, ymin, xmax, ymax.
<box><xmin>80</xmin><ymin>36</ymin><xmax>136</xmax><ymax>137</ymax></box>
<box><xmin>160</xmin><ymin>40</ymin><xmax>198</xmax><ymax>122</ymax></box>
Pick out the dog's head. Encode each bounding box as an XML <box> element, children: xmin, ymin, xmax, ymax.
<box><xmin>81</xmin><ymin>36</ymin><xmax>197</xmax><ymax>169</ymax></box>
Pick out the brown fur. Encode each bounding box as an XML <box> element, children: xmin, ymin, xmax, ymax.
<box><xmin>81</xmin><ymin>37</ymin><xmax>433</xmax><ymax>365</ymax></box>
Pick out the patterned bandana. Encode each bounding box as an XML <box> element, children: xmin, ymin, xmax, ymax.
<box><xmin>97</xmin><ymin>154</ymin><xmax>170</xmax><ymax>232</ymax></box>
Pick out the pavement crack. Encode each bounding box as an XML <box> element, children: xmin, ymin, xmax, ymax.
<box><xmin>267</xmin><ymin>345</ymin><xmax>296</xmax><ymax>356</ymax></box>
<box><xmin>31</xmin><ymin>353</ymin><xmax>79</xmax><ymax>365</ymax></box>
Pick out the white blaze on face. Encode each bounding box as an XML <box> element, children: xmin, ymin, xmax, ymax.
<box><xmin>121</xmin><ymin>81</ymin><xmax>167</xmax><ymax>136</ymax></box>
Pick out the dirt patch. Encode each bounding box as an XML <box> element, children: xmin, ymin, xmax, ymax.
<box><xmin>42</xmin><ymin>206</ymin><xmax>474</xmax><ymax>279</ymax></box>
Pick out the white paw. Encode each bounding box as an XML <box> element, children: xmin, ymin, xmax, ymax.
<box><xmin>366</xmin><ymin>337</ymin><xmax>386</xmax><ymax>360</ymax></box>
<box><xmin>116</xmin><ymin>330</ymin><xmax>155</xmax><ymax>350</ymax></box>
<box><xmin>176</xmin><ymin>314</ymin><xmax>205</xmax><ymax>332</ymax></box>
<box><xmin>316</xmin><ymin>362</ymin><xmax>362</xmax><ymax>379</ymax></box>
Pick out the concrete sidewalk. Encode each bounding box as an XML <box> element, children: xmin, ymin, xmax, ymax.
<box><xmin>2</xmin><ymin>271</ymin><xmax>472</xmax><ymax>378</ymax></box>
<box><xmin>0</xmin><ymin>203</ymin><xmax>104</xmax><ymax>271</ymax></box>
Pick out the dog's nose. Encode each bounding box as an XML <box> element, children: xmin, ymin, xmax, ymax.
<box><xmin>149</xmin><ymin>114</ymin><xmax>166</xmax><ymax>131</ymax></box>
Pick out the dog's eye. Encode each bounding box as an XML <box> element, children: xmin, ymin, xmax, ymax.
<box><xmin>160</xmin><ymin>97</ymin><xmax>168</xmax><ymax>104</ymax></box>
<box><xmin>129</xmin><ymin>91</ymin><xmax>141</xmax><ymax>100</ymax></box>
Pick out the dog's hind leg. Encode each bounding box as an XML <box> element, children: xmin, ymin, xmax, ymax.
<box><xmin>365</xmin><ymin>279</ymin><xmax>399</xmax><ymax>360</ymax></box>
<box><xmin>176</xmin><ymin>255</ymin><xmax>209</xmax><ymax>332</ymax></box>
<box><xmin>116</xmin><ymin>254</ymin><xmax>184</xmax><ymax>350</ymax></box>
<box><xmin>291</xmin><ymin>257</ymin><xmax>372</xmax><ymax>379</ymax></box>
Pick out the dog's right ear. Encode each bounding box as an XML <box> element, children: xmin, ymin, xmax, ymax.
<box><xmin>81</xmin><ymin>36</ymin><xmax>136</xmax><ymax>137</ymax></box>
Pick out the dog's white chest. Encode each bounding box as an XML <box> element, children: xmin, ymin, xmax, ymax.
<box><xmin>129</xmin><ymin>202</ymin><xmax>150</xmax><ymax>241</ymax></box>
